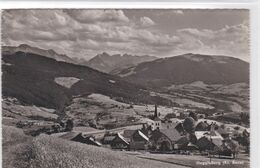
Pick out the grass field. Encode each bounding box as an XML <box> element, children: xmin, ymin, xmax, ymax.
<box><xmin>2</xmin><ymin>125</ymin><xmax>182</xmax><ymax>168</ymax></box>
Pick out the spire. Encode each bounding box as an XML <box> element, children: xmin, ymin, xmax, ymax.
<box><xmin>154</xmin><ymin>104</ymin><xmax>158</xmax><ymax>117</ymax></box>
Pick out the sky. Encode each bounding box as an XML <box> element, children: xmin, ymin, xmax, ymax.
<box><xmin>1</xmin><ymin>9</ymin><xmax>249</xmax><ymax>61</ymax></box>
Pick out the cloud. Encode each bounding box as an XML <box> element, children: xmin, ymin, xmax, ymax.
<box><xmin>1</xmin><ymin>9</ymin><xmax>249</xmax><ymax>61</ymax></box>
<box><xmin>175</xmin><ymin>22</ymin><xmax>249</xmax><ymax>61</ymax></box>
<box><xmin>140</xmin><ymin>16</ymin><xmax>155</xmax><ymax>27</ymax></box>
<box><xmin>64</xmin><ymin>9</ymin><xmax>129</xmax><ymax>23</ymax></box>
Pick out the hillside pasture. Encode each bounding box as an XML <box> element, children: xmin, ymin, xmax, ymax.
<box><xmin>2</xmin><ymin>126</ymin><xmax>179</xmax><ymax>168</ymax></box>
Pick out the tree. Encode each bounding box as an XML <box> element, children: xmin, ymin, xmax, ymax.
<box><xmin>65</xmin><ymin>119</ymin><xmax>74</xmax><ymax>131</ymax></box>
<box><xmin>183</xmin><ymin>117</ymin><xmax>196</xmax><ymax>133</ymax></box>
<box><xmin>189</xmin><ymin>112</ymin><xmax>198</xmax><ymax>121</ymax></box>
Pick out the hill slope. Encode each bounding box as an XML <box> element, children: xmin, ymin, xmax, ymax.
<box><xmin>115</xmin><ymin>53</ymin><xmax>249</xmax><ymax>88</ymax></box>
<box><xmin>3</xmin><ymin>126</ymin><xmax>178</xmax><ymax>168</ymax></box>
<box><xmin>85</xmin><ymin>52</ymin><xmax>157</xmax><ymax>73</ymax></box>
<box><xmin>2</xmin><ymin>51</ymin><xmax>169</xmax><ymax>112</ymax></box>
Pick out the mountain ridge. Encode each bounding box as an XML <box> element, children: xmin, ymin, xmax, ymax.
<box><xmin>115</xmin><ymin>53</ymin><xmax>249</xmax><ymax>88</ymax></box>
<box><xmin>84</xmin><ymin>52</ymin><xmax>158</xmax><ymax>73</ymax></box>
<box><xmin>2</xmin><ymin>44</ymin><xmax>77</xmax><ymax>64</ymax></box>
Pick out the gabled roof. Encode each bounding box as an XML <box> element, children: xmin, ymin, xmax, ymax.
<box><xmin>103</xmin><ymin>135</ymin><xmax>116</xmax><ymax>142</ymax></box>
<box><xmin>195</xmin><ymin>131</ymin><xmax>223</xmax><ymax>147</ymax></box>
<box><xmin>117</xmin><ymin>133</ymin><xmax>130</xmax><ymax>145</ymax></box>
<box><xmin>123</xmin><ymin>130</ymin><xmax>136</xmax><ymax>139</ymax></box>
<box><xmin>136</xmin><ymin>130</ymin><xmax>149</xmax><ymax>141</ymax></box>
<box><xmin>160</xmin><ymin>129</ymin><xmax>181</xmax><ymax>142</ymax></box>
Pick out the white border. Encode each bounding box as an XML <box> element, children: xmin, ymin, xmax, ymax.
<box><xmin>0</xmin><ymin>1</ymin><xmax>259</xmax><ymax>168</ymax></box>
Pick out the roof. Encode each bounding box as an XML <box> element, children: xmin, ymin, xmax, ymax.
<box><xmin>161</xmin><ymin>122</ymin><xmax>179</xmax><ymax>129</ymax></box>
<box><xmin>195</xmin><ymin>131</ymin><xmax>223</xmax><ymax>147</ymax></box>
<box><xmin>187</xmin><ymin>142</ymin><xmax>199</xmax><ymax>148</ymax></box>
<box><xmin>153</xmin><ymin>117</ymin><xmax>161</xmax><ymax>121</ymax></box>
<box><xmin>136</xmin><ymin>130</ymin><xmax>149</xmax><ymax>141</ymax></box>
<box><xmin>160</xmin><ymin>129</ymin><xmax>181</xmax><ymax>142</ymax></box>
<box><xmin>103</xmin><ymin>135</ymin><xmax>116</xmax><ymax>142</ymax></box>
<box><xmin>123</xmin><ymin>130</ymin><xmax>136</xmax><ymax>139</ymax></box>
<box><xmin>117</xmin><ymin>133</ymin><xmax>129</xmax><ymax>145</ymax></box>
<box><xmin>217</xmin><ymin>127</ymin><xmax>229</xmax><ymax>135</ymax></box>
<box><xmin>195</xmin><ymin>131</ymin><xmax>209</xmax><ymax>140</ymax></box>
<box><xmin>59</xmin><ymin>131</ymin><xmax>79</xmax><ymax>140</ymax></box>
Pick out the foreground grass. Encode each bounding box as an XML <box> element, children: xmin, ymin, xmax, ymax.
<box><xmin>2</xmin><ymin>126</ymin><xmax>176</xmax><ymax>168</ymax></box>
<box><xmin>2</xmin><ymin>125</ymin><xmax>32</xmax><ymax>168</ymax></box>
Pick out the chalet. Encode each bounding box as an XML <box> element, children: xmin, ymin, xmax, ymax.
<box><xmin>161</xmin><ymin>120</ymin><xmax>185</xmax><ymax>135</ymax></box>
<box><xmin>102</xmin><ymin>134</ymin><xmax>116</xmax><ymax>144</ymax></box>
<box><xmin>71</xmin><ymin>133</ymin><xmax>102</xmax><ymax>147</ymax></box>
<box><xmin>195</xmin><ymin>130</ymin><xmax>223</xmax><ymax>151</ymax></box>
<box><xmin>129</xmin><ymin>130</ymin><xmax>149</xmax><ymax>150</ymax></box>
<box><xmin>111</xmin><ymin>133</ymin><xmax>129</xmax><ymax>149</ymax></box>
<box><xmin>123</xmin><ymin>129</ymin><xmax>136</xmax><ymax>142</ymax></box>
<box><xmin>150</xmin><ymin>128</ymin><xmax>182</xmax><ymax>151</ymax></box>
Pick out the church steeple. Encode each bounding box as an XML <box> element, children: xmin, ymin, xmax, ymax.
<box><xmin>154</xmin><ymin>104</ymin><xmax>158</xmax><ymax>117</ymax></box>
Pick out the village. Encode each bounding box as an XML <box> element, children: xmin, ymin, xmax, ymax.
<box><xmin>46</xmin><ymin>105</ymin><xmax>250</xmax><ymax>163</ymax></box>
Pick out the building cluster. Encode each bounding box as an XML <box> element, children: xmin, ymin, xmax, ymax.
<box><xmin>62</xmin><ymin>105</ymin><xmax>249</xmax><ymax>157</ymax></box>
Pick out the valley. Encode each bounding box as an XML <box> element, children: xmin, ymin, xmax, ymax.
<box><xmin>1</xmin><ymin>45</ymin><xmax>250</xmax><ymax>168</ymax></box>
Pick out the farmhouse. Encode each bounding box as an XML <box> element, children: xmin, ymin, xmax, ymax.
<box><xmin>129</xmin><ymin>130</ymin><xmax>149</xmax><ymax>150</ymax></box>
<box><xmin>102</xmin><ymin>134</ymin><xmax>116</xmax><ymax>144</ymax></box>
<box><xmin>71</xmin><ymin>133</ymin><xmax>102</xmax><ymax>147</ymax></box>
<box><xmin>111</xmin><ymin>133</ymin><xmax>129</xmax><ymax>149</ymax></box>
<box><xmin>150</xmin><ymin>128</ymin><xmax>182</xmax><ymax>151</ymax></box>
<box><xmin>195</xmin><ymin>131</ymin><xmax>223</xmax><ymax>151</ymax></box>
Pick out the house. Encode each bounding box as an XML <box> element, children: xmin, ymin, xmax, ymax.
<box><xmin>195</xmin><ymin>121</ymin><xmax>209</xmax><ymax>131</ymax></box>
<box><xmin>71</xmin><ymin>133</ymin><xmax>102</xmax><ymax>147</ymax></box>
<box><xmin>123</xmin><ymin>129</ymin><xmax>136</xmax><ymax>142</ymax></box>
<box><xmin>195</xmin><ymin>130</ymin><xmax>223</xmax><ymax>151</ymax></box>
<box><xmin>129</xmin><ymin>130</ymin><xmax>149</xmax><ymax>150</ymax></box>
<box><xmin>216</xmin><ymin>127</ymin><xmax>231</xmax><ymax>139</ymax></box>
<box><xmin>111</xmin><ymin>133</ymin><xmax>129</xmax><ymax>149</ymax></box>
<box><xmin>161</xmin><ymin>120</ymin><xmax>185</xmax><ymax>135</ymax></box>
<box><xmin>174</xmin><ymin>136</ymin><xmax>189</xmax><ymax>150</ymax></box>
<box><xmin>150</xmin><ymin>128</ymin><xmax>182</xmax><ymax>151</ymax></box>
<box><xmin>102</xmin><ymin>134</ymin><xmax>116</xmax><ymax>144</ymax></box>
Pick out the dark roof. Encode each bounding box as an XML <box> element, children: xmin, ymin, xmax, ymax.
<box><xmin>160</xmin><ymin>129</ymin><xmax>181</xmax><ymax>142</ymax></box>
<box><xmin>71</xmin><ymin>133</ymin><xmax>102</xmax><ymax>146</ymax></box>
<box><xmin>153</xmin><ymin>117</ymin><xmax>161</xmax><ymax>121</ymax></box>
<box><xmin>195</xmin><ymin>122</ymin><xmax>209</xmax><ymax>131</ymax></box>
<box><xmin>123</xmin><ymin>130</ymin><xmax>136</xmax><ymax>139</ymax></box>
<box><xmin>175</xmin><ymin>136</ymin><xmax>189</xmax><ymax>145</ymax></box>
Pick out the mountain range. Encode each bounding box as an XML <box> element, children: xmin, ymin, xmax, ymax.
<box><xmin>84</xmin><ymin>52</ymin><xmax>157</xmax><ymax>73</ymax></box>
<box><xmin>2</xmin><ymin>49</ymin><xmax>169</xmax><ymax>112</ymax></box>
<box><xmin>2</xmin><ymin>44</ymin><xmax>77</xmax><ymax>64</ymax></box>
<box><xmin>115</xmin><ymin>53</ymin><xmax>249</xmax><ymax>88</ymax></box>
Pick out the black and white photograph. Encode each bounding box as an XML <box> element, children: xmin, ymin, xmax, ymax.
<box><xmin>1</xmin><ymin>9</ymin><xmax>250</xmax><ymax>168</ymax></box>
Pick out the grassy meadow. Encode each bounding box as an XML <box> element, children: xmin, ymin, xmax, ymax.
<box><xmin>2</xmin><ymin>126</ymin><xmax>177</xmax><ymax>168</ymax></box>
